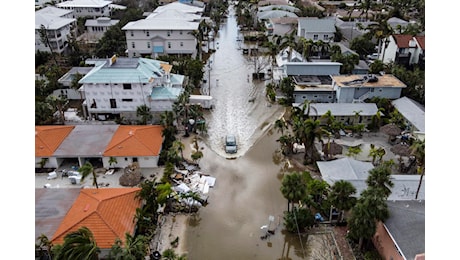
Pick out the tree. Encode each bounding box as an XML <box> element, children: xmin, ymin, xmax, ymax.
<box><xmin>280</xmin><ymin>171</ymin><xmax>309</xmax><ymax>212</ymax></box>
<box><xmin>109</xmin><ymin>157</ymin><xmax>118</xmax><ymax>168</ymax></box>
<box><xmin>274</xmin><ymin>118</ymin><xmax>288</xmax><ymax>135</ymax></box>
<box><xmin>156</xmin><ymin>182</ymin><xmax>173</xmax><ymax>206</ymax></box>
<box><xmin>46</xmin><ymin>95</ymin><xmax>68</xmax><ymax>124</ymax></box>
<box><xmin>347</xmin><ymin>200</ymin><xmax>376</xmax><ymax>251</ymax></box>
<box><xmin>53</xmin><ymin>226</ymin><xmax>100</xmax><ymax>260</ymax></box>
<box><xmin>276</xmin><ymin>134</ymin><xmax>296</xmax><ymax>155</ymax></box>
<box><xmin>346</xmin><ymin>145</ymin><xmax>362</xmax><ymax>159</ymax></box>
<box><xmin>329</xmin><ymin>180</ymin><xmax>357</xmax><ymax>222</ymax></box>
<box><xmin>368</xmin><ymin>144</ymin><xmax>385</xmax><ymax>166</ymax></box>
<box><xmin>36</xmin><ymin>234</ymin><xmax>54</xmax><ymax>259</ymax></box>
<box><xmin>366</xmin><ymin>162</ymin><xmax>394</xmax><ymax>198</ymax></box>
<box><xmin>136</xmin><ymin>104</ymin><xmax>153</xmax><ymax>125</ymax></box>
<box><xmin>410</xmin><ymin>139</ymin><xmax>425</xmax><ymax>199</ymax></box>
<box><xmin>38</xmin><ymin>24</ymin><xmax>58</xmax><ymax>66</ymax></box>
<box><xmin>283</xmin><ymin>207</ymin><xmax>315</xmax><ymax>233</ymax></box>
<box><xmin>79</xmin><ymin>162</ymin><xmax>99</xmax><ymax>189</ymax></box>
<box><xmin>109</xmin><ymin>233</ymin><xmax>148</xmax><ymax>260</ymax></box>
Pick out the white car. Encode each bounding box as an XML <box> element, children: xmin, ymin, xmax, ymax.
<box><xmin>367</xmin><ymin>53</ymin><xmax>379</xmax><ymax>60</ymax></box>
<box><xmin>225</xmin><ymin>135</ymin><xmax>237</xmax><ymax>154</ymax></box>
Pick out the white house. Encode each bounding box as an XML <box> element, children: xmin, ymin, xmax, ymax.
<box><xmin>266</xmin><ymin>16</ymin><xmax>297</xmax><ymax>37</ymax></box>
<box><xmin>56</xmin><ymin>0</ymin><xmax>112</xmax><ymax>19</ymax></box>
<box><xmin>380</xmin><ymin>34</ymin><xmax>425</xmax><ymax>67</ymax></box>
<box><xmin>79</xmin><ymin>56</ymin><xmax>185</xmax><ymax>121</ymax></box>
<box><xmin>301</xmin><ymin>103</ymin><xmax>380</xmax><ymax>126</ymax></box>
<box><xmin>297</xmin><ymin>17</ymin><xmax>336</xmax><ymax>42</ymax></box>
<box><xmin>84</xmin><ymin>17</ymin><xmax>120</xmax><ymax>43</ymax></box>
<box><xmin>122</xmin><ymin>2</ymin><xmax>204</xmax><ymax>58</ymax></box>
<box><xmin>332</xmin><ymin>74</ymin><xmax>406</xmax><ymax>103</ymax></box>
<box><xmin>35</xmin><ymin>6</ymin><xmax>76</xmax><ymax>54</ymax></box>
<box><xmin>391</xmin><ymin>96</ymin><xmax>425</xmax><ymax>140</ymax></box>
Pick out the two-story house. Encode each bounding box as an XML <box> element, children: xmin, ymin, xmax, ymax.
<box><xmin>84</xmin><ymin>17</ymin><xmax>120</xmax><ymax>43</ymax></box>
<box><xmin>380</xmin><ymin>34</ymin><xmax>425</xmax><ymax>68</ymax></box>
<box><xmin>79</xmin><ymin>56</ymin><xmax>185</xmax><ymax>121</ymax></box>
<box><xmin>266</xmin><ymin>17</ymin><xmax>297</xmax><ymax>37</ymax></box>
<box><xmin>56</xmin><ymin>0</ymin><xmax>112</xmax><ymax>19</ymax></box>
<box><xmin>297</xmin><ymin>17</ymin><xmax>336</xmax><ymax>42</ymax></box>
<box><xmin>332</xmin><ymin>74</ymin><xmax>407</xmax><ymax>103</ymax></box>
<box><xmin>122</xmin><ymin>2</ymin><xmax>204</xmax><ymax>58</ymax></box>
<box><xmin>35</xmin><ymin>6</ymin><xmax>76</xmax><ymax>54</ymax></box>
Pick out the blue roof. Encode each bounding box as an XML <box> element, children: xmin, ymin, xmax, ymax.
<box><xmin>79</xmin><ymin>57</ymin><xmax>170</xmax><ymax>84</ymax></box>
<box><xmin>150</xmin><ymin>87</ymin><xmax>183</xmax><ymax>100</ymax></box>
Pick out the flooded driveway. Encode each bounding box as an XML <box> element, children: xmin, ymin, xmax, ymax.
<box><xmin>184</xmin><ymin>4</ymin><xmax>309</xmax><ymax>260</ymax></box>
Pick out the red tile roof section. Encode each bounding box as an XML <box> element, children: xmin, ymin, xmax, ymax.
<box><xmin>103</xmin><ymin>125</ymin><xmax>164</xmax><ymax>157</ymax></box>
<box><xmin>51</xmin><ymin>188</ymin><xmax>142</xmax><ymax>249</ymax></box>
<box><xmin>392</xmin><ymin>34</ymin><xmax>416</xmax><ymax>48</ymax></box>
<box><xmin>35</xmin><ymin>126</ymin><xmax>75</xmax><ymax>156</ymax></box>
<box><xmin>414</xmin><ymin>36</ymin><xmax>425</xmax><ymax>50</ymax></box>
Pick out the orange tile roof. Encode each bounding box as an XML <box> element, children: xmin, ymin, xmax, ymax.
<box><xmin>103</xmin><ymin>125</ymin><xmax>164</xmax><ymax>157</ymax></box>
<box><xmin>414</xmin><ymin>35</ymin><xmax>425</xmax><ymax>50</ymax></box>
<box><xmin>51</xmin><ymin>188</ymin><xmax>142</xmax><ymax>249</ymax></box>
<box><xmin>392</xmin><ymin>34</ymin><xmax>416</xmax><ymax>48</ymax></box>
<box><xmin>35</xmin><ymin>126</ymin><xmax>75</xmax><ymax>157</ymax></box>
<box><xmin>160</xmin><ymin>63</ymin><xmax>172</xmax><ymax>73</ymax></box>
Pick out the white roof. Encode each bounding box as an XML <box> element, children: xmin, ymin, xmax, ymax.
<box><xmin>35</xmin><ymin>13</ymin><xmax>75</xmax><ymax>30</ymax></box>
<box><xmin>35</xmin><ymin>6</ymin><xmax>73</xmax><ymax>17</ymax></box>
<box><xmin>123</xmin><ymin>9</ymin><xmax>200</xmax><ymax>30</ymax></box>
<box><xmin>317</xmin><ymin>158</ymin><xmax>425</xmax><ymax>200</ymax></box>
<box><xmin>308</xmin><ymin>103</ymin><xmax>379</xmax><ymax>117</ymax></box>
<box><xmin>153</xmin><ymin>1</ymin><xmax>204</xmax><ymax>14</ymax></box>
<box><xmin>391</xmin><ymin>96</ymin><xmax>425</xmax><ymax>132</ymax></box>
<box><xmin>57</xmin><ymin>0</ymin><xmax>112</xmax><ymax>8</ymax></box>
<box><xmin>85</xmin><ymin>17</ymin><xmax>119</xmax><ymax>26</ymax></box>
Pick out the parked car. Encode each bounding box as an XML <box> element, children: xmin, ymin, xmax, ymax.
<box><xmin>225</xmin><ymin>135</ymin><xmax>237</xmax><ymax>154</ymax></box>
<box><xmin>367</xmin><ymin>53</ymin><xmax>379</xmax><ymax>60</ymax></box>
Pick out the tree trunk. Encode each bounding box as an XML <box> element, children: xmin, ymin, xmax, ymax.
<box><xmin>415</xmin><ymin>173</ymin><xmax>424</xmax><ymax>200</ymax></box>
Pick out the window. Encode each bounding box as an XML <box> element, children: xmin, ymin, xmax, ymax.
<box><xmin>147</xmin><ymin>42</ymin><xmax>151</xmax><ymax>48</ymax></box>
<box><xmin>110</xmin><ymin>99</ymin><xmax>117</xmax><ymax>108</ymax></box>
<box><xmin>323</xmin><ymin>35</ymin><xmax>329</xmax><ymax>40</ymax></box>
<box><xmin>180</xmin><ymin>31</ymin><xmax>183</xmax><ymax>35</ymax></box>
<box><xmin>146</xmin><ymin>31</ymin><xmax>149</xmax><ymax>36</ymax></box>
<box><xmin>168</xmin><ymin>42</ymin><xmax>171</xmax><ymax>48</ymax></box>
<box><xmin>122</xmin><ymin>98</ymin><xmax>133</xmax><ymax>102</ymax></box>
<box><xmin>167</xmin><ymin>31</ymin><xmax>171</xmax><ymax>36</ymax></box>
<box><xmin>130</xmin><ymin>31</ymin><xmax>133</xmax><ymax>37</ymax></box>
<box><xmin>313</xmin><ymin>34</ymin><xmax>318</xmax><ymax>40</ymax></box>
<box><xmin>123</xmin><ymin>84</ymin><xmax>132</xmax><ymax>89</ymax></box>
<box><xmin>180</xmin><ymin>42</ymin><xmax>183</xmax><ymax>47</ymax></box>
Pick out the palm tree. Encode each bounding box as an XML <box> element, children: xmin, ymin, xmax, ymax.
<box><xmin>368</xmin><ymin>144</ymin><xmax>386</xmax><ymax>166</ymax></box>
<box><xmin>36</xmin><ymin>234</ymin><xmax>54</xmax><ymax>259</ymax></box>
<box><xmin>329</xmin><ymin>180</ymin><xmax>357</xmax><ymax>222</ymax></box>
<box><xmin>274</xmin><ymin>118</ymin><xmax>288</xmax><ymax>135</ymax></box>
<box><xmin>346</xmin><ymin>145</ymin><xmax>362</xmax><ymax>159</ymax></box>
<box><xmin>156</xmin><ymin>182</ymin><xmax>173</xmax><ymax>206</ymax></box>
<box><xmin>347</xmin><ymin>200</ymin><xmax>377</xmax><ymax>251</ymax></box>
<box><xmin>38</xmin><ymin>24</ymin><xmax>58</xmax><ymax>66</ymax></box>
<box><xmin>109</xmin><ymin>233</ymin><xmax>148</xmax><ymax>260</ymax></box>
<box><xmin>280</xmin><ymin>171</ymin><xmax>309</xmax><ymax>212</ymax></box>
<box><xmin>410</xmin><ymin>139</ymin><xmax>425</xmax><ymax>199</ymax></box>
<box><xmin>293</xmin><ymin>118</ymin><xmax>325</xmax><ymax>164</ymax></box>
<box><xmin>136</xmin><ymin>104</ymin><xmax>153</xmax><ymax>125</ymax></box>
<box><xmin>366</xmin><ymin>162</ymin><xmax>394</xmax><ymax>198</ymax></box>
<box><xmin>172</xmin><ymin>140</ymin><xmax>185</xmax><ymax>161</ymax></box>
<box><xmin>53</xmin><ymin>226</ymin><xmax>100</xmax><ymax>260</ymax></box>
<box><xmin>276</xmin><ymin>134</ymin><xmax>296</xmax><ymax>155</ymax></box>
<box><xmin>79</xmin><ymin>162</ymin><xmax>99</xmax><ymax>189</ymax></box>
<box><xmin>108</xmin><ymin>157</ymin><xmax>118</xmax><ymax>168</ymax></box>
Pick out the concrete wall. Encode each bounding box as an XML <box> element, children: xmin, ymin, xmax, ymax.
<box><xmin>102</xmin><ymin>156</ymin><xmax>159</xmax><ymax>168</ymax></box>
<box><xmin>373</xmin><ymin>222</ymin><xmax>405</xmax><ymax>260</ymax></box>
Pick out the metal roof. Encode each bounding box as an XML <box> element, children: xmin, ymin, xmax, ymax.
<box><xmin>391</xmin><ymin>96</ymin><xmax>425</xmax><ymax>132</ymax></box>
<box><xmin>308</xmin><ymin>103</ymin><xmax>379</xmax><ymax>117</ymax></box>
<box><xmin>56</xmin><ymin>0</ymin><xmax>112</xmax><ymax>8</ymax></box>
<box><xmin>150</xmin><ymin>87</ymin><xmax>183</xmax><ymax>100</ymax></box>
<box><xmin>298</xmin><ymin>17</ymin><xmax>336</xmax><ymax>33</ymax></box>
<box><xmin>35</xmin><ymin>13</ymin><xmax>75</xmax><ymax>30</ymax></box>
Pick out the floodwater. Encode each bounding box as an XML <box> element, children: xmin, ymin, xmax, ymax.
<box><xmin>184</xmin><ymin>4</ymin><xmax>309</xmax><ymax>260</ymax></box>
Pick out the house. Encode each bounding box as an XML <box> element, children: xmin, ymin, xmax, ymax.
<box><xmin>103</xmin><ymin>125</ymin><xmax>164</xmax><ymax>168</ymax></box>
<box><xmin>302</xmin><ymin>102</ymin><xmax>380</xmax><ymax>126</ymax></box>
<box><xmin>266</xmin><ymin>17</ymin><xmax>297</xmax><ymax>37</ymax></box>
<box><xmin>391</xmin><ymin>97</ymin><xmax>425</xmax><ymax>140</ymax></box>
<box><xmin>84</xmin><ymin>17</ymin><xmax>120</xmax><ymax>43</ymax></box>
<box><xmin>122</xmin><ymin>1</ymin><xmax>204</xmax><ymax>58</ymax></box>
<box><xmin>380</xmin><ymin>34</ymin><xmax>425</xmax><ymax>68</ymax></box>
<box><xmin>332</xmin><ymin>74</ymin><xmax>406</xmax><ymax>103</ymax></box>
<box><xmin>35</xmin><ymin>188</ymin><xmax>81</xmax><ymax>240</ymax></box>
<box><xmin>297</xmin><ymin>17</ymin><xmax>336</xmax><ymax>42</ymax></box>
<box><xmin>35</xmin><ymin>6</ymin><xmax>76</xmax><ymax>54</ymax></box>
<box><xmin>257</xmin><ymin>5</ymin><xmax>299</xmax><ymax>24</ymax></box>
<box><xmin>316</xmin><ymin>157</ymin><xmax>425</xmax><ymax>200</ymax></box>
<box><xmin>79</xmin><ymin>56</ymin><xmax>185</xmax><ymax>121</ymax></box>
<box><xmin>51</xmin><ymin>188</ymin><xmax>142</xmax><ymax>258</ymax></box>
<box><xmin>35</xmin><ymin>124</ymin><xmax>165</xmax><ymax>169</ymax></box>
<box><xmin>56</xmin><ymin>0</ymin><xmax>113</xmax><ymax>19</ymax></box>
<box><xmin>55</xmin><ymin>67</ymin><xmax>93</xmax><ymax>101</ymax></box>
<box><xmin>35</xmin><ymin>125</ymin><xmax>76</xmax><ymax>169</ymax></box>
<box><xmin>373</xmin><ymin>200</ymin><xmax>425</xmax><ymax>260</ymax></box>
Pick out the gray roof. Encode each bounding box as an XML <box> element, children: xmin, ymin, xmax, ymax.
<box><xmin>35</xmin><ymin>6</ymin><xmax>73</xmax><ymax>17</ymax></box>
<box><xmin>308</xmin><ymin>103</ymin><xmax>379</xmax><ymax>117</ymax></box>
<box><xmin>257</xmin><ymin>10</ymin><xmax>298</xmax><ymax>20</ymax></box>
<box><xmin>35</xmin><ymin>13</ymin><xmax>75</xmax><ymax>30</ymax></box>
<box><xmin>258</xmin><ymin>5</ymin><xmax>300</xmax><ymax>13</ymax></box>
<box><xmin>56</xmin><ymin>0</ymin><xmax>112</xmax><ymax>8</ymax></box>
<box><xmin>35</xmin><ymin>188</ymin><xmax>81</xmax><ymax>240</ymax></box>
<box><xmin>53</xmin><ymin>125</ymin><xmax>119</xmax><ymax>157</ymax></box>
<box><xmin>122</xmin><ymin>9</ymin><xmax>200</xmax><ymax>30</ymax></box>
<box><xmin>85</xmin><ymin>17</ymin><xmax>119</xmax><ymax>27</ymax></box>
<box><xmin>298</xmin><ymin>17</ymin><xmax>336</xmax><ymax>33</ymax></box>
<box><xmin>384</xmin><ymin>200</ymin><xmax>425</xmax><ymax>260</ymax></box>
<box><xmin>391</xmin><ymin>96</ymin><xmax>425</xmax><ymax>132</ymax></box>
<box><xmin>58</xmin><ymin>67</ymin><xmax>94</xmax><ymax>86</ymax></box>
<box><xmin>316</xmin><ymin>158</ymin><xmax>425</xmax><ymax>200</ymax></box>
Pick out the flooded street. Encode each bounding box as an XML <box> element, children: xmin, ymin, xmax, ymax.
<box><xmin>184</xmin><ymin>4</ymin><xmax>308</xmax><ymax>260</ymax></box>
